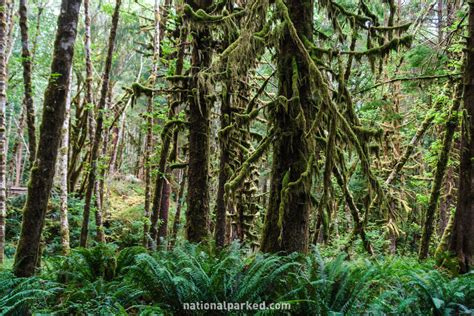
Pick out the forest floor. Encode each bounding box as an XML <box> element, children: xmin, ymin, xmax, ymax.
<box><xmin>0</xmin><ymin>177</ymin><xmax>473</xmax><ymax>315</ymax></box>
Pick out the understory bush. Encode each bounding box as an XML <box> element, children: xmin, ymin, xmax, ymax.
<box><xmin>0</xmin><ymin>243</ymin><xmax>473</xmax><ymax>315</ymax></box>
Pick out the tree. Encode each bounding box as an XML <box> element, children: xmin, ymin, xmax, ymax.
<box><xmin>0</xmin><ymin>0</ymin><xmax>8</xmax><ymax>265</ymax></box>
<box><xmin>184</xmin><ymin>0</ymin><xmax>213</xmax><ymax>243</ymax></box>
<box><xmin>80</xmin><ymin>0</ymin><xmax>121</xmax><ymax>247</ymax></box>
<box><xmin>58</xmin><ymin>75</ymin><xmax>72</xmax><ymax>255</ymax></box>
<box><xmin>419</xmin><ymin>84</ymin><xmax>461</xmax><ymax>259</ymax></box>
<box><xmin>449</xmin><ymin>0</ymin><xmax>474</xmax><ymax>273</ymax></box>
<box><xmin>145</xmin><ymin>0</ymin><xmax>162</xmax><ymax>248</ymax></box>
<box><xmin>13</xmin><ymin>0</ymin><xmax>82</xmax><ymax>277</ymax></box>
<box><xmin>261</xmin><ymin>0</ymin><xmax>315</xmax><ymax>253</ymax></box>
<box><xmin>19</xmin><ymin>0</ymin><xmax>37</xmax><ymax>165</ymax></box>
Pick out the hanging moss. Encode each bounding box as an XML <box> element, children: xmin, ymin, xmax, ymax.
<box><xmin>184</xmin><ymin>4</ymin><xmax>245</xmax><ymax>24</ymax></box>
<box><xmin>161</xmin><ymin>119</ymin><xmax>189</xmax><ymax>140</ymax></box>
<box><xmin>359</xmin><ymin>0</ymin><xmax>378</xmax><ymax>25</ymax></box>
<box><xmin>353</xmin><ymin>126</ymin><xmax>384</xmax><ymax>140</ymax></box>
<box><xmin>131</xmin><ymin>82</ymin><xmax>154</xmax><ymax>98</ymax></box>
<box><xmin>277</xmin><ymin>155</ymin><xmax>314</xmax><ymax>242</ymax></box>
<box><xmin>372</xmin><ymin>22</ymin><xmax>412</xmax><ymax>33</ymax></box>
<box><xmin>328</xmin><ymin>0</ymin><xmax>372</xmax><ymax>25</ymax></box>
<box><xmin>351</xmin><ymin>35</ymin><xmax>413</xmax><ymax>59</ymax></box>
<box><xmin>225</xmin><ymin>131</ymin><xmax>273</xmax><ymax>194</ymax></box>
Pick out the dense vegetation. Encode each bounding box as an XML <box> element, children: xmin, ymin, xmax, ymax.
<box><xmin>0</xmin><ymin>0</ymin><xmax>473</xmax><ymax>314</ymax></box>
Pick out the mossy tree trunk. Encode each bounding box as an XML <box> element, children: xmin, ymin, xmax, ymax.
<box><xmin>171</xmin><ymin>170</ymin><xmax>186</xmax><ymax>248</ymax></box>
<box><xmin>419</xmin><ymin>84</ymin><xmax>461</xmax><ymax>260</ymax></box>
<box><xmin>13</xmin><ymin>0</ymin><xmax>81</xmax><ymax>277</ymax></box>
<box><xmin>83</xmin><ymin>0</ymin><xmax>94</xmax><ymax>161</ymax></box>
<box><xmin>148</xmin><ymin>3</ymin><xmax>186</xmax><ymax>248</ymax></box>
<box><xmin>184</xmin><ymin>0</ymin><xmax>213</xmax><ymax>243</ymax></box>
<box><xmin>0</xmin><ymin>0</ymin><xmax>8</xmax><ymax>265</ymax></box>
<box><xmin>144</xmin><ymin>0</ymin><xmax>161</xmax><ymax>248</ymax></box>
<box><xmin>449</xmin><ymin>0</ymin><xmax>474</xmax><ymax>273</ymax></box>
<box><xmin>261</xmin><ymin>0</ymin><xmax>315</xmax><ymax>253</ymax></box>
<box><xmin>19</xmin><ymin>0</ymin><xmax>36</xmax><ymax>165</ymax></box>
<box><xmin>215</xmin><ymin>80</ymin><xmax>231</xmax><ymax>248</ymax></box>
<box><xmin>80</xmin><ymin>0</ymin><xmax>121</xmax><ymax>247</ymax></box>
<box><xmin>58</xmin><ymin>75</ymin><xmax>72</xmax><ymax>255</ymax></box>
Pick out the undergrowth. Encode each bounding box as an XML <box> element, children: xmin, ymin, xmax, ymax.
<box><xmin>0</xmin><ymin>242</ymin><xmax>473</xmax><ymax>315</ymax></box>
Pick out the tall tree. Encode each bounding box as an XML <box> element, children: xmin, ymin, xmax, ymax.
<box><xmin>261</xmin><ymin>0</ymin><xmax>315</xmax><ymax>253</ymax></box>
<box><xmin>80</xmin><ymin>0</ymin><xmax>121</xmax><ymax>247</ymax></box>
<box><xmin>145</xmin><ymin>0</ymin><xmax>161</xmax><ymax>248</ymax></box>
<box><xmin>184</xmin><ymin>0</ymin><xmax>213</xmax><ymax>243</ymax></box>
<box><xmin>449</xmin><ymin>0</ymin><xmax>474</xmax><ymax>273</ymax></box>
<box><xmin>83</xmin><ymin>0</ymin><xmax>94</xmax><ymax>147</ymax></box>
<box><xmin>19</xmin><ymin>0</ymin><xmax>37</xmax><ymax>165</ymax></box>
<box><xmin>0</xmin><ymin>0</ymin><xmax>8</xmax><ymax>265</ymax></box>
<box><xmin>13</xmin><ymin>0</ymin><xmax>81</xmax><ymax>277</ymax></box>
<box><xmin>58</xmin><ymin>75</ymin><xmax>72</xmax><ymax>255</ymax></box>
<box><xmin>419</xmin><ymin>85</ymin><xmax>461</xmax><ymax>259</ymax></box>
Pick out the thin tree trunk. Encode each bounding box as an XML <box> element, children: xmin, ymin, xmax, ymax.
<box><xmin>80</xmin><ymin>0</ymin><xmax>120</xmax><ymax>248</ymax></box>
<box><xmin>157</xmin><ymin>178</ymin><xmax>170</xmax><ymax>245</ymax></box>
<box><xmin>171</xmin><ymin>171</ymin><xmax>186</xmax><ymax>248</ymax></box>
<box><xmin>334</xmin><ymin>166</ymin><xmax>373</xmax><ymax>255</ymax></box>
<box><xmin>19</xmin><ymin>0</ymin><xmax>36</xmax><ymax>165</ymax></box>
<box><xmin>58</xmin><ymin>75</ymin><xmax>72</xmax><ymax>255</ymax></box>
<box><xmin>144</xmin><ymin>0</ymin><xmax>161</xmax><ymax>248</ymax></box>
<box><xmin>419</xmin><ymin>84</ymin><xmax>461</xmax><ymax>259</ymax></box>
<box><xmin>449</xmin><ymin>0</ymin><xmax>474</xmax><ymax>273</ymax></box>
<box><xmin>0</xmin><ymin>0</ymin><xmax>8</xmax><ymax>265</ymax></box>
<box><xmin>13</xmin><ymin>0</ymin><xmax>81</xmax><ymax>277</ymax></box>
<box><xmin>214</xmin><ymin>76</ymin><xmax>231</xmax><ymax>248</ymax></box>
<box><xmin>385</xmin><ymin>99</ymin><xmax>443</xmax><ymax>185</ymax></box>
<box><xmin>84</xmin><ymin>0</ymin><xmax>95</xmax><ymax>145</ymax></box>
<box><xmin>95</xmin><ymin>90</ymin><xmax>112</xmax><ymax>244</ymax></box>
<box><xmin>149</xmin><ymin>7</ymin><xmax>188</xmax><ymax>246</ymax></box>
<box><xmin>15</xmin><ymin>141</ymin><xmax>23</xmax><ymax>186</ymax></box>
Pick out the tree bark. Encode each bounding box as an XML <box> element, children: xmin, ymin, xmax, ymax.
<box><xmin>419</xmin><ymin>84</ymin><xmax>461</xmax><ymax>259</ymax></box>
<box><xmin>13</xmin><ymin>0</ymin><xmax>81</xmax><ymax>277</ymax></box>
<box><xmin>448</xmin><ymin>0</ymin><xmax>474</xmax><ymax>273</ymax></box>
<box><xmin>80</xmin><ymin>0</ymin><xmax>121</xmax><ymax>247</ymax></box>
<box><xmin>0</xmin><ymin>0</ymin><xmax>8</xmax><ymax>265</ymax></box>
<box><xmin>185</xmin><ymin>0</ymin><xmax>213</xmax><ymax>243</ymax></box>
<box><xmin>171</xmin><ymin>170</ymin><xmax>186</xmax><ymax>248</ymax></box>
<box><xmin>144</xmin><ymin>0</ymin><xmax>163</xmax><ymax>248</ymax></box>
<box><xmin>58</xmin><ymin>75</ymin><xmax>72</xmax><ymax>255</ymax></box>
<box><xmin>19</xmin><ymin>0</ymin><xmax>36</xmax><ymax>165</ymax></box>
<box><xmin>84</xmin><ymin>0</ymin><xmax>95</xmax><ymax>151</ymax></box>
<box><xmin>149</xmin><ymin>9</ymin><xmax>187</xmax><ymax>246</ymax></box>
<box><xmin>94</xmin><ymin>90</ymin><xmax>113</xmax><ymax>244</ymax></box>
<box><xmin>261</xmin><ymin>0</ymin><xmax>314</xmax><ymax>253</ymax></box>
<box><xmin>157</xmin><ymin>178</ymin><xmax>171</xmax><ymax>245</ymax></box>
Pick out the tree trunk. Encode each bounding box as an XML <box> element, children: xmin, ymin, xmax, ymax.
<box><xmin>143</xmin><ymin>0</ymin><xmax>162</xmax><ymax>248</ymax></box>
<box><xmin>171</xmin><ymin>170</ymin><xmax>186</xmax><ymax>248</ymax></box>
<box><xmin>84</xmin><ymin>0</ymin><xmax>95</xmax><ymax>153</ymax></box>
<box><xmin>261</xmin><ymin>0</ymin><xmax>314</xmax><ymax>253</ymax></box>
<box><xmin>448</xmin><ymin>0</ymin><xmax>474</xmax><ymax>273</ymax></box>
<box><xmin>149</xmin><ymin>9</ymin><xmax>187</xmax><ymax>246</ymax></box>
<box><xmin>13</xmin><ymin>0</ymin><xmax>81</xmax><ymax>277</ymax></box>
<box><xmin>214</xmin><ymin>77</ymin><xmax>231</xmax><ymax>248</ymax></box>
<box><xmin>157</xmin><ymin>178</ymin><xmax>171</xmax><ymax>245</ymax></box>
<box><xmin>419</xmin><ymin>84</ymin><xmax>461</xmax><ymax>259</ymax></box>
<box><xmin>0</xmin><ymin>0</ymin><xmax>8</xmax><ymax>265</ymax></box>
<box><xmin>80</xmin><ymin>0</ymin><xmax>121</xmax><ymax>247</ymax></box>
<box><xmin>95</xmin><ymin>92</ymin><xmax>112</xmax><ymax>244</ymax></box>
<box><xmin>19</xmin><ymin>0</ymin><xmax>36</xmax><ymax>165</ymax></box>
<box><xmin>185</xmin><ymin>0</ymin><xmax>213</xmax><ymax>243</ymax></box>
<box><xmin>58</xmin><ymin>75</ymin><xmax>72</xmax><ymax>255</ymax></box>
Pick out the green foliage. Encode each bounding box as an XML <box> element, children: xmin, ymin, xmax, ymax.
<box><xmin>0</xmin><ymin>244</ymin><xmax>472</xmax><ymax>315</ymax></box>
